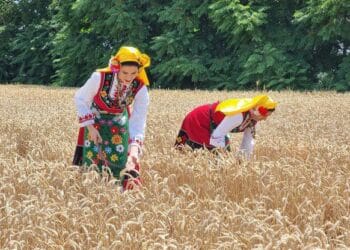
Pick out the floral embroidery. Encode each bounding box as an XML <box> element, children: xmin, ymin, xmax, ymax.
<box><xmin>81</xmin><ymin>72</ymin><xmax>144</xmax><ymax>178</ymax></box>
<box><xmin>116</xmin><ymin>145</ymin><xmax>124</xmax><ymax>153</ymax></box>
<box><xmin>91</xmin><ymin>107</ymin><xmax>101</xmax><ymax>119</ymax></box>
<box><xmin>84</xmin><ymin>140</ymin><xmax>91</xmax><ymax>147</ymax></box>
<box><xmin>86</xmin><ymin>151</ymin><xmax>93</xmax><ymax>159</ymax></box>
<box><xmin>118</xmin><ymin>116</ymin><xmax>127</xmax><ymax>126</ymax></box>
<box><xmin>93</xmin><ymin>123</ymin><xmax>101</xmax><ymax>130</ymax></box>
<box><xmin>105</xmin><ymin>74</ymin><xmax>112</xmax><ymax>81</ymax></box>
<box><xmin>126</xmin><ymin>96</ymin><xmax>134</xmax><ymax>105</ymax></box>
<box><xmin>105</xmin><ymin>147</ymin><xmax>112</xmax><ymax>154</ymax></box>
<box><xmin>100</xmin><ymin>90</ymin><xmax>107</xmax><ymax>97</ymax></box>
<box><xmin>174</xmin><ymin>130</ymin><xmax>189</xmax><ymax>147</ymax></box>
<box><xmin>111</xmin><ymin>135</ymin><xmax>122</xmax><ymax>144</ymax></box>
<box><xmin>111</xmin><ymin>154</ymin><xmax>118</xmax><ymax>162</ymax></box>
<box><xmin>112</xmin><ymin>116</ymin><xmax>119</xmax><ymax>122</ymax></box>
<box><xmin>100</xmin><ymin>73</ymin><xmax>143</xmax><ymax>110</ymax></box>
<box><xmin>79</xmin><ymin>113</ymin><xmax>95</xmax><ymax>123</ymax></box>
<box><xmin>111</xmin><ymin>126</ymin><xmax>119</xmax><ymax>134</ymax></box>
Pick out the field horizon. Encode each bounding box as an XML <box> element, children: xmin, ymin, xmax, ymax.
<box><xmin>1</xmin><ymin>84</ymin><xmax>349</xmax><ymax>249</ymax></box>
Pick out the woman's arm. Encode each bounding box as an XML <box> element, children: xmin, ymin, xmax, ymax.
<box><xmin>128</xmin><ymin>85</ymin><xmax>149</xmax><ymax>156</ymax></box>
<box><xmin>210</xmin><ymin>114</ymin><xmax>243</xmax><ymax>148</ymax></box>
<box><xmin>238</xmin><ymin>127</ymin><xmax>255</xmax><ymax>158</ymax></box>
<box><xmin>74</xmin><ymin>72</ymin><xmax>100</xmax><ymax>127</ymax></box>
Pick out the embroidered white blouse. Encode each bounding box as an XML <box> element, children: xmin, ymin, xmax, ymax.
<box><xmin>74</xmin><ymin>72</ymin><xmax>149</xmax><ymax>144</ymax></box>
<box><xmin>209</xmin><ymin>114</ymin><xmax>255</xmax><ymax>158</ymax></box>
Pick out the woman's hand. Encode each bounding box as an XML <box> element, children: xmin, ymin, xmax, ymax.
<box><xmin>122</xmin><ymin>144</ymin><xmax>142</xmax><ymax>191</ymax></box>
<box><xmin>209</xmin><ymin>136</ymin><xmax>226</xmax><ymax>148</ymax></box>
<box><xmin>87</xmin><ymin>124</ymin><xmax>102</xmax><ymax>144</ymax></box>
<box><xmin>126</xmin><ymin>155</ymin><xmax>139</xmax><ymax>171</ymax></box>
<box><xmin>125</xmin><ymin>144</ymin><xmax>140</xmax><ymax>170</ymax></box>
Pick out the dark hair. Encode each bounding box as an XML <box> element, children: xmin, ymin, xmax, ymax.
<box><xmin>120</xmin><ymin>61</ymin><xmax>141</xmax><ymax>68</ymax></box>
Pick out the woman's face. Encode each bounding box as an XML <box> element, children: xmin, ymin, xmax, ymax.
<box><xmin>118</xmin><ymin>65</ymin><xmax>139</xmax><ymax>86</ymax></box>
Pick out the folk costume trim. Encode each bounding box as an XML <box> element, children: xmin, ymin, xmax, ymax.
<box><xmin>93</xmin><ymin>72</ymin><xmax>145</xmax><ymax>114</ymax></box>
<box><xmin>211</xmin><ymin>103</ymin><xmax>257</xmax><ymax>139</ymax></box>
<box><xmin>79</xmin><ymin>113</ymin><xmax>95</xmax><ymax>124</ymax></box>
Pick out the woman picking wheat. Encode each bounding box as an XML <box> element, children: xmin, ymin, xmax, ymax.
<box><xmin>175</xmin><ymin>95</ymin><xmax>277</xmax><ymax>159</ymax></box>
<box><xmin>72</xmin><ymin>46</ymin><xmax>150</xmax><ymax>191</ymax></box>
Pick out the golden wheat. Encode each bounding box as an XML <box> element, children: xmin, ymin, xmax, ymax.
<box><xmin>0</xmin><ymin>84</ymin><xmax>349</xmax><ymax>249</ymax></box>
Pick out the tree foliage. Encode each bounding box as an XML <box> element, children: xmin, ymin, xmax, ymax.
<box><xmin>0</xmin><ymin>0</ymin><xmax>54</xmax><ymax>84</ymax></box>
<box><xmin>0</xmin><ymin>0</ymin><xmax>349</xmax><ymax>91</ymax></box>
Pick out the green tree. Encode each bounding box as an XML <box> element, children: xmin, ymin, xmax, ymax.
<box><xmin>51</xmin><ymin>0</ymin><xmax>154</xmax><ymax>86</ymax></box>
<box><xmin>335</xmin><ymin>56</ymin><xmax>350</xmax><ymax>92</ymax></box>
<box><xmin>294</xmin><ymin>0</ymin><xmax>350</xmax><ymax>91</ymax></box>
<box><xmin>209</xmin><ymin>0</ymin><xmax>310</xmax><ymax>90</ymax></box>
<box><xmin>0</xmin><ymin>0</ymin><xmax>55</xmax><ymax>84</ymax></box>
<box><xmin>151</xmin><ymin>0</ymin><xmax>224</xmax><ymax>89</ymax></box>
<box><xmin>1</xmin><ymin>0</ymin><xmax>348</xmax><ymax>91</ymax></box>
<box><xmin>0</xmin><ymin>0</ymin><xmax>16</xmax><ymax>81</ymax></box>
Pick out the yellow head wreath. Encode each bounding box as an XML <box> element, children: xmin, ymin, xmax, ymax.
<box><xmin>255</xmin><ymin>95</ymin><xmax>277</xmax><ymax>110</ymax></box>
<box><xmin>216</xmin><ymin>95</ymin><xmax>277</xmax><ymax>116</ymax></box>
<box><xmin>98</xmin><ymin>46</ymin><xmax>151</xmax><ymax>85</ymax></box>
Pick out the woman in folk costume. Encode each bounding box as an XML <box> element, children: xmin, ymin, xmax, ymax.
<box><xmin>72</xmin><ymin>46</ymin><xmax>151</xmax><ymax>190</ymax></box>
<box><xmin>175</xmin><ymin>95</ymin><xmax>277</xmax><ymax>158</ymax></box>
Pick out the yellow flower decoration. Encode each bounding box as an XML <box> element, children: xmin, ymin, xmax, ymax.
<box><xmin>100</xmin><ymin>91</ymin><xmax>107</xmax><ymax>97</ymax></box>
<box><xmin>111</xmin><ymin>154</ymin><xmax>118</xmax><ymax>162</ymax></box>
<box><xmin>86</xmin><ymin>151</ymin><xmax>93</xmax><ymax>159</ymax></box>
<box><xmin>111</xmin><ymin>135</ymin><xmax>122</xmax><ymax>144</ymax></box>
<box><xmin>126</xmin><ymin>96</ymin><xmax>134</xmax><ymax>104</ymax></box>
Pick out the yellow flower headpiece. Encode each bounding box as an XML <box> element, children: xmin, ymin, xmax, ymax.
<box><xmin>216</xmin><ymin>95</ymin><xmax>277</xmax><ymax>116</ymax></box>
<box><xmin>98</xmin><ymin>46</ymin><xmax>151</xmax><ymax>85</ymax></box>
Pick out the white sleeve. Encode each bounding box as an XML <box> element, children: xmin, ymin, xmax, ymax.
<box><xmin>209</xmin><ymin>114</ymin><xmax>243</xmax><ymax>148</ymax></box>
<box><xmin>239</xmin><ymin>127</ymin><xmax>255</xmax><ymax>158</ymax></box>
<box><xmin>74</xmin><ymin>72</ymin><xmax>100</xmax><ymax>127</ymax></box>
<box><xmin>129</xmin><ymin>86</ymin><xmax>149</xmax><ymax>145</ymax></box>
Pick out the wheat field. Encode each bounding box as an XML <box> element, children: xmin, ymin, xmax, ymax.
<box><xmin>0</xmin><ymin>84</ymin><xmax>349</xmax><ymax>249</ymax></box>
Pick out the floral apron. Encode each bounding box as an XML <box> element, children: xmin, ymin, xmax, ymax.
<box><xmin>82</xmin><ymin>109</ymin><xmax>129</xmax><ymax>179</ymax></box>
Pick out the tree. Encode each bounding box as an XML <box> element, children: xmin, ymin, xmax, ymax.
<box><xmin>209</xmin><ymin>0</ymin><xmax>310</xmax><ymax>90</ymax></box>
<box><xmin>0</xmin><ymin>0</ymin><xmax>55</xmax><ymax>84</ymax></box>
<box><xmin>150</xmin><ymin>0</ymin><xmax>222</xmax><ymax>89</ymax></box>
<box><xmin>0</xmin><ymin>0</ymin><xmax>348</xmax><ymax>91</ymax></box>
<box><xmin>294</xmin><ymin>0</ymin><xmax>350</xmax><ymax>91</ymax></box>
<box><xmin>0</xmin><ymin>0</ymin><xmax>17</xmax><ymax>81</ymax></box>
<box><xmin>51</xmin><ymin>0</ymin><xmax>153</xmax><ymax>86</ymax></box>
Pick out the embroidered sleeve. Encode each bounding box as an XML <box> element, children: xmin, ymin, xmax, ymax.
<box><xmin>210</xmin><ymin>114</ymin><xmax>243</xmax><ymax>148</ymax></box>
<box><xmin>74</xmin><ymin>72</ymin><xmax>100</xmax><ymax>127</ymax></box>
<box><xmin>128</xmin><ymin>85</ymin><xmax>149</xmax><ymax>154</ymax></box>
